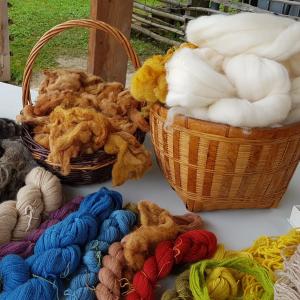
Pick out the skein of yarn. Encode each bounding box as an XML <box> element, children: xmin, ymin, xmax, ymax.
<box><xmin>65</xmin><ymin>209</ymin><xmax>136</xmax><ymax>300</ymax></box>
<box><xmin>162</xmin><ymin>244</ymin><xmax>253</xmax><ymax>300</ymax></box>
<box><xmin>0</xmin><ymin>196</ymin><xmax>83</xmax><ymax>259</ymax></box>
<box><xmin>96</xmin><ymin>242</ymin><xmax>127</xmax><ymax>300</ymax></box>
<box><xmin>25</xmin><ymin>166</ymin><xmax>62</xmax><ymax>213</ymax></box>
<box><xmin>242</xmin><ymin>229</ymin><xmax>300</xmax><ymax>298</ymax></box>
<box><xmin>0</xmin><ymin>167</ymin><xmax>63</xmax><ymax>245</ymax></box>
<box><xmin>0</xmin><ymin>187</ymin><xmax>122</xmax><ymax>300</ymax></box>
<box><xmin>122</xmin><ymin>201</ymin><xmax>203</xmax><ymax>271</ymax></box>
<box><xmin>125</xmin><ymin>230</ymin><xmax>217</xmax><ymax>300</ymax></box>
<box><xmin>161</xmin><ymin>270</ymin><xmax>192</xmax><ymax>300</ymax></box>
<box><xmin>190</xmin><ymin>257</ymin><xmax>274</xmax><ymax>300</ymax></box>
<box><xmin>0</xmin><ymin>139</ymin><xmax>36</xmax><ymax>202</ymax></box>
<box><xmin>274</xmin><ymin>244</ymin><xmax>300</xmax><ymax>299</ymax></box>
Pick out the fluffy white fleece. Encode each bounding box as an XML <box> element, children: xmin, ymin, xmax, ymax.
<box><xmin>165</xmin><ymin>13</ymin><xmax>300</xmax><ymax>128</ymax></box>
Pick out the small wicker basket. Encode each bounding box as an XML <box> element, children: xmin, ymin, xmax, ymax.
<box><xmin>150</xmin><ymin>103</ymin><xmax>300</xmax><ymax>212</ymax></box>
<box><xmin>20</xmin><ymin>19</ymin><xmax>145</xmax><ymax>185</ymax></box>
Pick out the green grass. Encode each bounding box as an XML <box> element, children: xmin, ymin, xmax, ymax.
<box><xmin>9</xmin><ymin>0</ymin><xmax>166</xmax><ymax>84</ymax></box>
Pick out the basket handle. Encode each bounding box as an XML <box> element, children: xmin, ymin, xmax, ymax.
<box><xmin>22</xmin><ymin>19</ymin><xmax>141</xmax><ymax>107</ymax></box>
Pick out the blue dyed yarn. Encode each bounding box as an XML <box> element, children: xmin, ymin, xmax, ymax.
<box><xmin>0</xmin><ymin>187</ymin><xmax>122</xmax><ymax>300</ymax></box>
<box><xmin>64</xmin><ymin>209</ymin><xmax>136</xmax><ymax>300</ymax></box>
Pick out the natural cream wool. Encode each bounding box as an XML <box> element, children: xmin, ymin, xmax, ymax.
<box><xmin>25</xmin><ymin>167</ymin><xmax>62</xmax><ymax>213</ymax></box>
<box><xmin>166</xmin><ymin>48</ymin><xmax>235</xmax><ymax>109</ymax></box>
<box><xmin>164</xmin><ymin>13</ymin><xmax>300</xmax><ymax>128</ymax></box>
<box><xmin>186</xmin><ymin>13</ymin><xmax>300</xmax><ymax>62</ymax></box>
<box><xmin>166</xmin><ymin>48</ymin><xmax>293</xmax><ymax>128</ymax></box>
<box><xmin>0</xmin><ymin>167</ymin><xmax>63</xmax><ymax>245</ymax></box>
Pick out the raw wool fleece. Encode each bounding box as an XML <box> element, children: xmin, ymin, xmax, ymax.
<box><xmin>165</xmin><ymin>13</ymin><xmax>300</xmax><ymax>128</ymax></box>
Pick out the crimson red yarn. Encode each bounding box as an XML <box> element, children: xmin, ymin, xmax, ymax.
<box><xmin>125</xmin><ymin>229</ymin><xmax>217</xmax><ymax>300</ymax></box>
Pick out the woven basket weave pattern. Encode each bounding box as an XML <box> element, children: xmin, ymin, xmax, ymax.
<box><xmin>150</xmin><ymin>104</ymin><xmax>300</xmax><ymax>212</ymax></box>
<box><xmin>20</xmin><ymin>19</ymin><xmax>144</xmax><ymax>185</ymax></box>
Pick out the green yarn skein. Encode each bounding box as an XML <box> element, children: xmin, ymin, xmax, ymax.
<box><xmin>162</xmin><ymin>270</ymin><xmax>193</xmax><ymax>300</ymax></box>
<box><xmin>190</xmin><ymin>256</ymin><xmax>274</xmax><ymax>300</ymax></box>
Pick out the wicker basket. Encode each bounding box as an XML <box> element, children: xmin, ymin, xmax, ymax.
<box><xmin>20</xmin><ymin>19</ymin><xmax>145</xmax><ymax>185</ymax></box>
<box><xmin>150</xmin><ymin>103</ymin><xmax>300</xmax><ymax>212</ymax></box>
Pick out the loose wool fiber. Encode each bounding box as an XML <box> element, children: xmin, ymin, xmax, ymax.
<box><xmin>122</xmin><ymin>200</ymin><xmax>203</xmax><ymax>271</ymax></box>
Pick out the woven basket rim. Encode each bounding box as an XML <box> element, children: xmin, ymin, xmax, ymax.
<box><xmin>152</xmin><ymin>103</ymin><xmax>300</xmax><ymax>139</ymax></box>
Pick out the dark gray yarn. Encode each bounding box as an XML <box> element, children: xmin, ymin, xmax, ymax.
<box><xmin>0</xmin><ymin>118</ymin><xmax>22</xmax><ymax>139</ymax></box>
<box><xmin>0</xmin><ymin>139</ymin><xmax>36</xmax><ymax>202</ymax></box>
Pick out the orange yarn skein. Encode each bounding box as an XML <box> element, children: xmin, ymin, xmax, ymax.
<box><xmin>122</xmin><ymin>201</ymin><xmax>203</xmax><ymax>271</ymax></box>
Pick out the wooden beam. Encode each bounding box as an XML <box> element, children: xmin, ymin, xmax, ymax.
<box><xmin>88</xmin><ymin>0</ymin><xmax>134</xmax><ymax>84</ymax></box>
<box><xmin>0</xmin><ymin>0</ymin><xmax>10</xmax><ymax>81</ymax></box>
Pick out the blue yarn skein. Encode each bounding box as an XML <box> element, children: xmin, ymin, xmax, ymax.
<box><xmin>64</xmin><ymin>209</ymin><xmax>136</xmax><ymax>300</ymax></box>
<box><xmin>0</xmin><ymin>187</ymin><xmax>122</xmax><ymax>300</ymax></box>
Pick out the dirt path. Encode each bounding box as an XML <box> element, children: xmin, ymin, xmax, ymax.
<box><xmin>31</xmin><ymin>55</ymin><xmax>136</xmax><ymax>89</ymax></box>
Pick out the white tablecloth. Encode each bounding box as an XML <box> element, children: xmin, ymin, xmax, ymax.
<box><xmin>0</xmin><ymin>81</ymin><xmax>298</xmax><ymax>251</ymax></box>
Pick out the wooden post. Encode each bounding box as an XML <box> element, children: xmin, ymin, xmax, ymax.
<box><xmin>0</xmin><ymin>0</ymin><xmax>10</xmax><ymax>81</ymax></box>
<box><xmin>88</xmin><ymin>0</ymin><xmax>134</xmax><ymax>84</ymax></box>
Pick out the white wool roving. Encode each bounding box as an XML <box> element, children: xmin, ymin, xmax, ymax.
<box><xmin>223</xmin><ymin>54</ymin><xmax>290</xmax><ymax>102</ymax></box>
<box><xmin>208</xmin><ymin>95</ymin><xmax>291</xmax><ymax>127</ymax></box>
<box><xmin>285</xmin><ymin>77</ymin><xmax>300</xmax><ymax>124</ymax></box>
<box><xmin>166</xmin><ymin>47</ymin><xmax>235</xmax><ymax>108</ymax></box>
<box><xmin>166</xmin><ymin>48</ymin><xmax>292</xmax><ymax>127</ymax></box>
<box><xmin>186</xmin><ymin>13</ymin><xmax>300</xmax><ymax>62</ymax></box>
<box><xmin>165</xmin><ymin>13</ymin><xmax>300</xmax><ymax>128</ymax></box>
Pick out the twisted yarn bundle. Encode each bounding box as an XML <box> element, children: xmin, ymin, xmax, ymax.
<box><xmin>0</xmin><ymin>166</ymin><xmax>62</xmax><ymax>245</ymax></box>
<box><xmin>122</xmin><ymin>201</ymin><xmax>203</xmax><ymax>271</ymax></box>
<box><xmin>190</xmin><ymin>257</ymin><xmax>274</xmax><ymax>300</ymax></box>
<box><xmin>242</xmin><ymin>229</ymin><xmax>300</xmax><ymax>298</ymax></box>
<box><xmin>126</xmin><ymin>230</ymin><xmax>217</xmax><ymax>300</ymax></box>
<box><xmin>162</xmin><ymin>244</ymin><xmax>251</xmax><ymax>300</ymax></box>
<box><xmin>0</xmin><ymin>187</ymin><xmax>122</xmax><ymax>300</ymax></box>
<box><xmin>0</xmin><ymin>118</ymin><xmax>21</xmax><ymax>139</ymax></box>
<box><xmin>0</xmin><ymin>196</ymin><xmax>83</xmax><ymax>259</ymax></box>
<box><xmin>96</xmin><ymin>242</ymin><xmax>127</xmax><ymax>300</ymax></box>
<box><xmin>274</xmin><ymin>244</ymin><xmax>300</xmax><ymax>300</ymax></box>
<box><xmin>0</xmin><ymin>139</ymin><xmax>36</xmax><ymax>202</ymax></box>
<box><xmin>161</xmin><ymin>270</ymin><xmax>192</xmax><ymax>300</ymax></box>
<box><xmin>65</xmin><ymin>209</ymin><xmax>136</xmax><ymax>299</ymax></box>
<box><xmin>165</xmin><ymin>13</ymin><xmax>300</xmax><ymax>128</ymax></box>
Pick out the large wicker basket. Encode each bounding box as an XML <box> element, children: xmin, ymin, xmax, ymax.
<box><xmin>150</xmin><ymin>103</ymin><xmax>300</xmax><ymax>212</ymax></box>
<box><xmin>20</xmin><ymin>19</ymin><xmax>145</xmax><ymax>185</ymax></box>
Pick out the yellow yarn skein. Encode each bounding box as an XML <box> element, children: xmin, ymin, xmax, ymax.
<box><xmin>130</xmin><ymin>43</ymin><xmax>197</xmax><ymax>105</ymax></box>
<box><xmin>204</xmin><ymin>244</ymin><xmax>253</xmax><ymax>300</ymax></box>
<box><xmin>206</xmin><ymin>267</ymin><xmax>238</xmax><ymax>300</ymax></box>
<box><xmin>242</xmin><ymin>229</ymin><xmax>300</xmax><ymax>299</ymax></box>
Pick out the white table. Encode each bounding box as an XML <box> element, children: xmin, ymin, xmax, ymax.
<box><xmin>1</xmin><ymin>81</ymin><xmax>299</xmax><ymax>252</ymax></box>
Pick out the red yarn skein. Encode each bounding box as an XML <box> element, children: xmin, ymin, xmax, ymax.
<box><xmin>126</xmin><ymin>230</ymin><xmax>217</xmax><ymax>300</ymax></box>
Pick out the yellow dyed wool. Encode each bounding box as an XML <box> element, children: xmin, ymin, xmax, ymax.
<box><xmin>205</xmin><ymin>244</ymin><xmax>252</xmax><ymax>300</ymax></box>
<box><xmin>130</xmin><ymin>43</ymin><xmax>197</xmax><ymax>105</ymax></box>
<box><xmin>242</xmin><ymin>229</ymin><xmax>300</xmax><ymax>299</ymax></box>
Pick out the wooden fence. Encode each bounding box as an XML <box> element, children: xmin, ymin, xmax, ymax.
<box><xmin>132</xmin><ymin>0</ymin><xmax>300</xmax><ymax>45</ymax></box>
<box><xmin>0</xmin><ymin>0</ymin><xmax>10</xmax><ymax>81</ymax></box>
